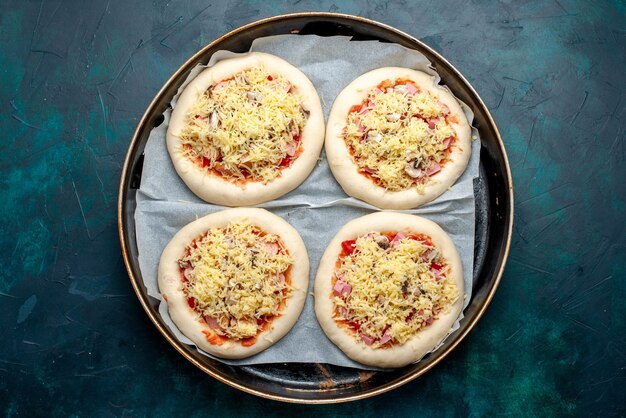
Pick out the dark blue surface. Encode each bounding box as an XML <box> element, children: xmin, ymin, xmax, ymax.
<box><xmin>1</xmin><ymin>0</ymin><xmax>625</xmax><ymax>416</ymax></box>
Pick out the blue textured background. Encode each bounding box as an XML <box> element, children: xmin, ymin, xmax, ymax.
<box><xmin>1</xmin><ymin>0</ymin><xmax>624</xmax><ymax>416</ymax></box>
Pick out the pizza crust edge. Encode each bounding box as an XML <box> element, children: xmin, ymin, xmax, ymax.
<box><xmin>313</xmin><ymin>212</ymin><xmax>464</xmax><ymax>368</ymax></box>
<box><xmin>325</xmin><ymin>67</ymin><xmax>472</xmax><ymax>210</ymax></box>
<box><xmin>167</xmin><ymin>52</ymin><xmax>325</xmax><ymax>206</ymax></box>
<box><xmin>158</xmin><ymin>207</ymin><xmax>309</xmax><ymax>359</ymax></box>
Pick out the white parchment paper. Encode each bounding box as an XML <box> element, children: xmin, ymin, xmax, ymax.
<box><xmin>134</xmin><ymin>35</ymin><xmax>481</xmax><ymax>369</ymax></box>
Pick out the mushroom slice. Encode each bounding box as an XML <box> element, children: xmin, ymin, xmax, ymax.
<box><xmin>246</xmin><ymin>91</ymin><xmax>263</xmax><ymax>103</ymax></box>
<box><xmin>209</xmin><ymin>112</ymin><xmax>219</xmax><ymax>130</ymax></box>
<box><xmin>394</xmin><ymin>84</ymin><xmax>408</xmax><ymax>95</ymax></box>
<box><xmin>386</xmin><ymin>113</ymin><xmax>401</xmax><ymax>122</ymax></box>
<box><xmin>373</xmin><ymin>234</ymin><xmax>390</xmax><ymax>249</ymax></box>
<box><xmin>405</xmin><ymin>161</ymin><xmax>423</xmax><ymax>178</ymax></box>
<box><xmin>367</xmin><ymin>131</ymin><xmax>382</xmax><ymax>142</ymax></box>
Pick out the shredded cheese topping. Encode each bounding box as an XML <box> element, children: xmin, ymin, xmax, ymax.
<box><xmin>178</xmin><ymin>220</ymin><xmax>294</xmax><ymax>340</ymax></box>
<box><xmin>333</xmin><ymin>232</ymin><xmax>459</xmax><ymax>348</ymax></box>
<box><xmin>343</xmin><ymin>78</ymin><xmax>458</xmax><ymax>192</ymax></box>
<box><xmin>179</xmin><ymin>66</ymin><xmax>308</xmax><ymax>183</ymax></box>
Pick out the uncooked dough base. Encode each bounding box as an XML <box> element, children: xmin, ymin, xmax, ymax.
<box><xmin>325</xmin><ymin>67</ymin><xmax>472</xmax><ymax>210</ymax></box>
<box><xmin>159</xmin><ymin>208</ymin><xmax>309</xmax><ymax>359</ymax></box>
<box><xmin>167</xmin><ymin>52</ymin><xmax>325</xmax><ymax>206</ymax></box>
<box><xmin>314</xmin><ymin>212</ymin><xmax>463</xmax><ymax>368</ymax></box>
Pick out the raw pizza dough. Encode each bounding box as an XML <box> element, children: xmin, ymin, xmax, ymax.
<box><xmin>158</xmin><ymin>208</ymin><xmax>309</xmax><ymax>359</ymax></box>
<box><xmin>326</xmin><ymin>67</ymin><xmax>472</xmax><ymax>210</ymax></box>
<box><xmin>314</xmin><ymin>212</ymin><xmax>464</xmax><ymax>368</ymax></box>
<box><xmin>167</xmin><ymin>52</ymin><xmax>325</xmax><ymax>206</ymax></box>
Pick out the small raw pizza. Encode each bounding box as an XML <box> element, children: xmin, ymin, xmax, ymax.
<box><xmin>326</xmin><ymin>67</ymin><xmax>472</xmax><ymax>209</ymax></box>
<box><xmin>158</xmin><ymin>208</ymin><xmax>309</xmax><ymax>359</ymax></box>
<box><xmin>167</xmin><ymin>52</ymin><xmax>325</xmax><ymax>206</ymax></box>
<box><xmin>314</xmin><ymin>212</ymin><xmax>463</xmax><ymax>368</ymax></box>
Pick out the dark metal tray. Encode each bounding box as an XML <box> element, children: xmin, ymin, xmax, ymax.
<box><xmin>118</xmin><ymin>12</ymin><xmax>513</xmax><ymax>403</ymax></box>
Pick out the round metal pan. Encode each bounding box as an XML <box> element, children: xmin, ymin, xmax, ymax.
<box><xmin>118</xmin><ymin>12</ymin><xmax>513</xmax><ymax>403</ymax></box>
